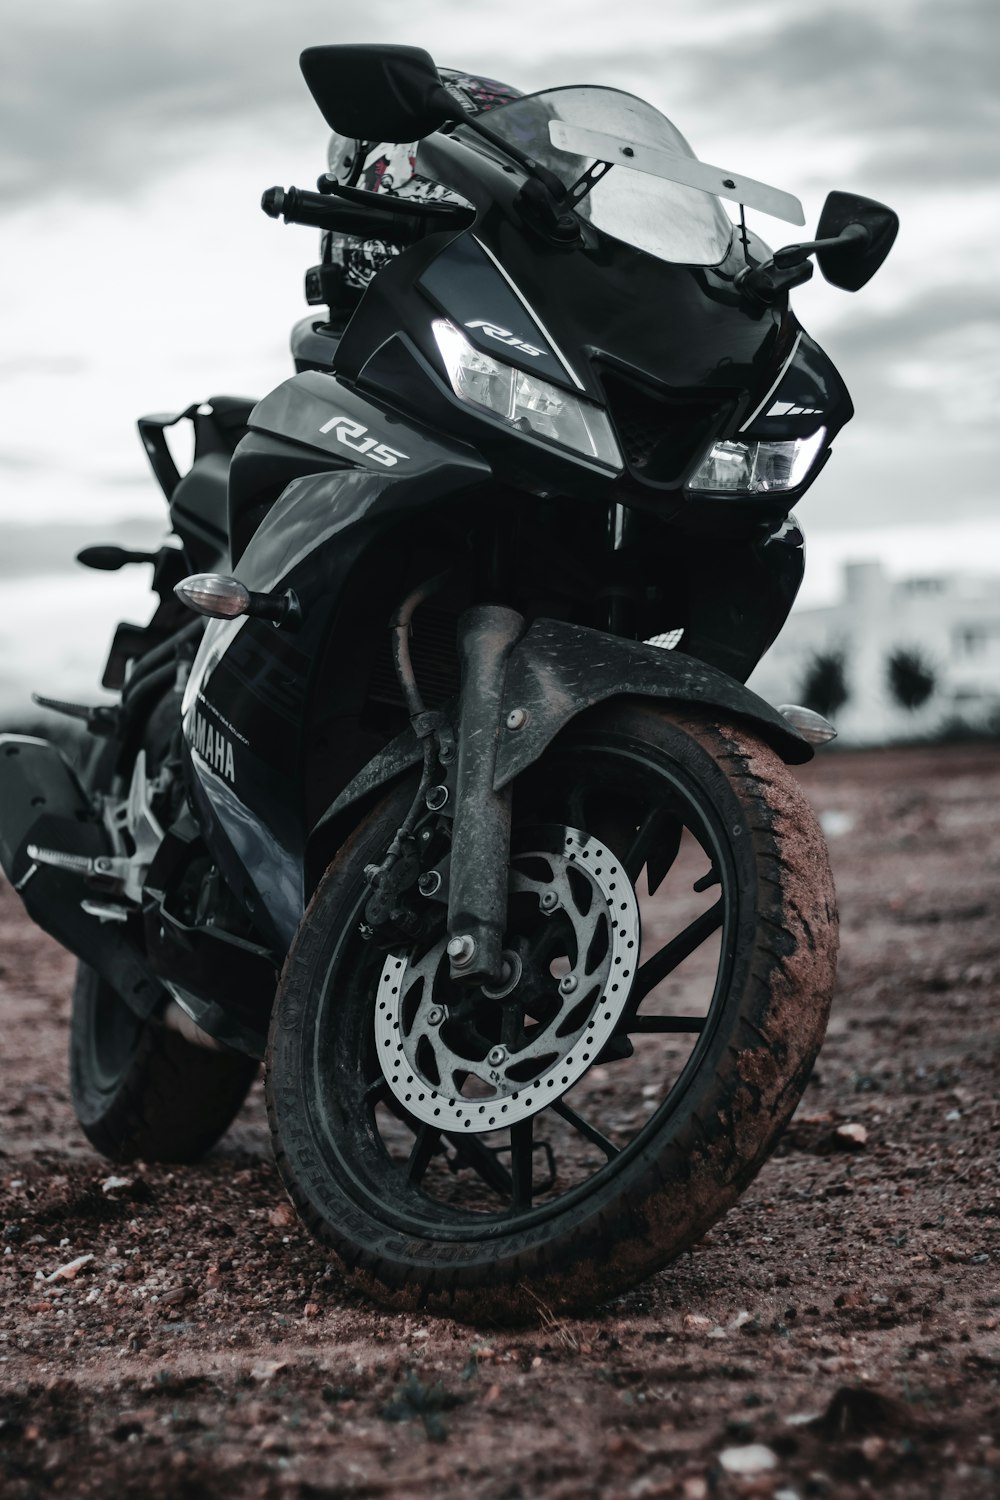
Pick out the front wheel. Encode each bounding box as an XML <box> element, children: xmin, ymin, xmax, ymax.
<box><xmin>266</xmin><ymin>705</ymin><xmax>838</xmax><ymax>1319</ymax></box>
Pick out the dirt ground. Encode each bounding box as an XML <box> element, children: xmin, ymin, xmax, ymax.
<box><xmin>1</xmin><ymin>742</ymin><xmax>997</xmax><ymax>1500</ymax></box>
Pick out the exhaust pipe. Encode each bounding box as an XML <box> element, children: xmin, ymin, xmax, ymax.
<box><xmin>0</xmin><ymin>736</ymin><xmax>162</xmax><ymax>1019</ymax></box>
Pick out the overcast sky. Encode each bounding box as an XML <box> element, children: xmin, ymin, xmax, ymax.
<box><xmin>0</xmin><ymin>0</ymin><xmax>997</xmax><ymax>707</ymax></box>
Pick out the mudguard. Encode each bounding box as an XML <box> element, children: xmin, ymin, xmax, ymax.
<box><xmin>307</xmin><ymin>618</ymin><xmax>810</xmax><ymax>883</ymax></box>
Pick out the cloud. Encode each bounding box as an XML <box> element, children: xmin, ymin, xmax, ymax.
<box><xmin>4</xmin><ymin>0</ymin><xmax>994</xmax><ymax>204</ymax></box>
<box><xmin>832</xmin><ymin>286</ymin><xmax>1000</xmax><ymax>359</ymax></box>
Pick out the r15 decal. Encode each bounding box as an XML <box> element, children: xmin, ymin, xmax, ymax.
<box><xmin>318</xmin><ymin>414</ymin><xmax>409</xmax><ymax>467</ymax></box>
<box><xmin>465</xmin><ymin>320</ymin><xmax>544</xmax><ymax>358</ymax></box>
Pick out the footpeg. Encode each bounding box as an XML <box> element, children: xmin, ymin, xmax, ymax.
<box><xmin>25</xmin><ymin>845</ymin><xmax>126</xmax><ymax>883</ymax></box>
<box><xmin>31</xmin><ymin>695</ymin><xmax>118</xmax><ymax>736</ymax></box>
<box><xmin>81</xmin><ymin>900</ymin><xmax>130</xmax><ymax>923</ymax></box>
<box><xmin>26</xmin><ymin>845</ymin><xmax>96</xmax><ymax>877</ymax></box>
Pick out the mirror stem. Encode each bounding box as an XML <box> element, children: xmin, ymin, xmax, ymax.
<box><xmin>772</xmin><ymin>222</ymin><xmax>871</xmax><ymax>269</ymax></box>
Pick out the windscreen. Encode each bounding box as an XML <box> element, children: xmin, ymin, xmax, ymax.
<box><xmin>482</xmin><ymin>86</ymin><xmax>734</xmax><ymax>267</ymax></box>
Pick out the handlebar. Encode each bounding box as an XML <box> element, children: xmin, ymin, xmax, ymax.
<box><xmin>261</xmin><ymin>184</ymin><xmax>470</xmax><ymax>246</ymax></box>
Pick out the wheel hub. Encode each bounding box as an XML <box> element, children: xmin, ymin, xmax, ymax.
<box><xmin>375</xmin><ymin>826</ymin><xmax>640</xmax><ymax>1132</ymax></box>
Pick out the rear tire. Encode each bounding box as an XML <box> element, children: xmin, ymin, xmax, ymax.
<box><xmin>70</xmin><ymin>964</ymin><xmax>260</xmax><ymax>1163</ymax></box>
<box><xmin>266</xmin><ymin>705</ymin><xmax>838</xmax><ymax>1318</ymax></box>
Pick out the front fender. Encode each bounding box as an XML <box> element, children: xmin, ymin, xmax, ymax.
<box><xmin>307</xmin><ymin>619</ymin><xmax>810</xmax><ymax>885</ymax></box>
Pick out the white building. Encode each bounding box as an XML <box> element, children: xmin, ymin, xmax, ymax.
<box><xmin>749</xmin><ymin>561</ymin><xmax>1000</xmax><ymax>745</ymax></box>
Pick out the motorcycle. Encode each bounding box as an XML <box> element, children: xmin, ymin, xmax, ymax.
<box><xmin>0</xmin><ymin>44</ymin><xmax>897</xmax><ymax>1318</ymax></box>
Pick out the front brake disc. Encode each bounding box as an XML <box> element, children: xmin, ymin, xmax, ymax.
<box><xmin>374</xmin><ymin>826</ymin><xmax>640</xmax><ymax>1132</ymax></box>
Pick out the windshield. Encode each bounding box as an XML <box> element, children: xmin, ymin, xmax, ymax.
<box><xmin>482</xmin><ymin>86</ymin><xmax>734</xmax><ymax>267</ymax></box>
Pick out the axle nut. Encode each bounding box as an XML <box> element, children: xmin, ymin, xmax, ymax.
<box><xmin>447</xmin><ymin>934</ymin><xmax>477</xmax><ymax>968</ymax></box>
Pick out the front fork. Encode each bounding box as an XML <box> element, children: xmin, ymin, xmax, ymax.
<box><xmin>445</xmin><ymin>605</ymin><xmax>523</xmax><ymax>984</ymax></box>
<box><xmin>362</xmin><ymin>601</ymin><xmax>524</xmax><ymax>987</ymax></box>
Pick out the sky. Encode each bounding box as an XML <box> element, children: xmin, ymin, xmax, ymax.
<box><xmin>0</xmin><ymin>0</ymin><xmax>997</xmax><ymax>710</ymax></box>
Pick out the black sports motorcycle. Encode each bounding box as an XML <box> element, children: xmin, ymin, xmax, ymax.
<box><xmin>0</xmin><ymin>45</ymin><xmax>897</xmax><ymax>1317</ymax></box>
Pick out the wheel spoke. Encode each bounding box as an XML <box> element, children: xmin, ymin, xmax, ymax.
<box><xmin>509</xmin><ymin>1119</ymin><xmax>534</xmax><ymax>1211</ymax></box>
<box><xmin>363</xmin><ymin>1075</ymin><xmax>390</xmax><ymax>1106</ymax></box>
<box><xmin>623</xmin><ymin>807</ymin><xmax>662</xmax><ymax>882</ymax></box>
<box><xmin>446</xmin><ymin>1134</ymin><xmax>513</xmax><ymax>1198</ymax></box>
<box><xmin>406</xmin><ymin>1123</ymin><xmax>440</xmax><ymax>1185</ymax></box>
<box><xmin>624</xmin><ymin>806</ymin><xmax>683</xmax><ymax>894</ymax></box>
<box><xmin>627</xmin><ymin>899</ymin><xmax>724</xmax><ymax>1010</ymax></box>
<box><xmin>623</xmin><ymin>1015</ymin><xmax>706</xmax><ymax>1034</ymax></box>
<box><xmin>552</xmin><ymin>1098</ymin><xmax>620</xmax><ymax>1159</ymax></box>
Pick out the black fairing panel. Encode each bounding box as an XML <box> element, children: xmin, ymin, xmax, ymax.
<box><xmin>740</xmin><ymin>325</ymin><xmax>853</xmax><ymax>441</ymax></box>
<box><xmin>181</xmin><ymin>382</ymin><xmax>491</xmax><ymax>948</ymax></box>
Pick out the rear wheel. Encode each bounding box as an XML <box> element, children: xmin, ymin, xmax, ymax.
<box><xmin>68</xmin><ymin>702</ymin><xmax>259</xmax><ymax>1164</ymax></box>
<box><xmin>69</xmin><ymin>965</ymin><xmax>260</xmax><ymax>1163</ymax></box>
<box><xmin>266</xmin><ymin>705</ymin><xmax>837</xmax><ymax>1318</ymax></box>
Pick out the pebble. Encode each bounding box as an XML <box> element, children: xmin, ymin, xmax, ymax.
<box><xmin>683</xmin><ymin>1314</ymin><xmax>714</xmax><ymax>1334</ymax></box>
<box><xmin>44</xmin><ymin>1254</ymin><xmax>95</xmax><ymax>1283</ymax></box>
<box><xmin>101</xmin><ymin>1176</ymin><xmax>133</xmax><ymax>1195</ymax></box>
<box><xmin>835</xmin><ymin>1122</ymin><xmax>868</xmax><ymax>1148</ymax></box>
<box><xmin>267</xmin><ymin>1203</ymin><xmax>295</xmax><ymax>1229</ymax></box>
<box><xmin>719</xmin><ymin>1443</ymin><xmax>778</xmax><ymax>1475</ymax></box>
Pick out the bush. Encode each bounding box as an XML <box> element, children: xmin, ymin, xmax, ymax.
<box><xmin>799</xmin><ymin>649</ymin><xmax>849</xmax><ymax>719</ymax></box>
<box><xmin>886</xmin><ymin>647</ymin><xmax>936</xmax><ymax>711</ymax></box>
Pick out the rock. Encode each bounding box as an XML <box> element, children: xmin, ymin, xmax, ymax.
<box><xmin>159</xmin><ymin>1285</ymin><xmax>191</xmax><ymax>1307</ymax></box>
<box><xmin>719</xmin><ymin>1443</ymin><xmax>777</xmax><ymax>1475</ymax></box>
<box><xmin>835</xmin><ymin>1122</ymin><xmax>868</xmax><ymax>1148</ymax></box>
<box><xmin>268</xmin><ymin>1203</ymin><xmax>295</xmax><ymax>1229</ymax></box>
<box><xmin>44</xmin><ymin>1253</ymin><xmax>95</xmax><ymax>1283</ymax></box>
<box><xmin>251</xmin><ymin>1359</ymin><xmax>289</xmax><ymax>1382</ymax></box>
<box><xmin>683</xmin><ymin>1313</ymin><xmax>714</xmax><ymax>1334</ymax></box>
<box><xmin>101</xmin><ymin>1176</ymin><xmax>133</xmax><ymax>1194</ymax></box>
<box><xmin>303</xmin><ymin>1302</ymin><xmax>321</xmax><ymax>1318</ymax></box>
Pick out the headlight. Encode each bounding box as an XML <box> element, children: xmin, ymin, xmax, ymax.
<box><xmin>431</xmin><ymin>319</ymin><xmax>622</xmax><ymax>470</ymax></box>
<box><xmin>686</xmin><ymin>428</ymin><xmax>827</xmax><ymax>494</ymax></box>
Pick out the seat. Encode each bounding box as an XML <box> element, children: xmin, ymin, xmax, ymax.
<box><xmin>167</xmin><ymin>396</ymin><xmax>256</xmax><ymax>571</ymax></box>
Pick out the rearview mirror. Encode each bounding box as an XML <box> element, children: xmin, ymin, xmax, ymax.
<box><xmin>816</xmin><ymin>191</ymin><xmax>899</xmax><ymax>291</ymax></box>
<box><xmin>299</xmin><ymin>44</ymin><xmax>457</xmax><ymax>143</ymax></box>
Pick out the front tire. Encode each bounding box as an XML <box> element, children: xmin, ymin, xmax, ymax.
<box><xmin>266</xmin><ymin>705</ymin><xmax>837</xmax><ymax>1318</ymax></box>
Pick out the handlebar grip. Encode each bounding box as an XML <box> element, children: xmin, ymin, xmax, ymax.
<box><xmin>261</xmin><ymin>185</ymin><xmax>422</xmax><ymax>245</ymax></box>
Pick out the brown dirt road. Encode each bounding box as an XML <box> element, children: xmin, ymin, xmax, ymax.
<box><xmin>1</xmin><ymin>743</ymin><xmax>998</xmax><ymax>1499</ymax></box>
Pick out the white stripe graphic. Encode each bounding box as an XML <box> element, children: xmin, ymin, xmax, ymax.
<box><xmin>472</xmin><ymin>237</ymin><xmax>586</xmax><ymax>390</ymax></box>
<box><xmin>738</xmin><ymin>330</ymin><xmax>804</xmax><ymax>432</ymax></box>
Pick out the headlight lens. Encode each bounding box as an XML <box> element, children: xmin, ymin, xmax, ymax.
<box><xmin>431</xmin><ymin>319</ymin><xmax>621</xmax><ymax>470</ymax></box>
<box><xmin>686</xmin><ymin>428</ymin><xmax>826</xmax><ymax>494</ymax></box>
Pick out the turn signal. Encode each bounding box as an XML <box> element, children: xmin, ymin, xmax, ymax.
<box><xmin>777</xmin><ymin>703</ymin><xmax>837</xmax><ymax>745</ymax></box>
<box><xmin>174</xmin><ymin>574</ymin><xmax>299</xmax><ymax>627</ymax></box>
